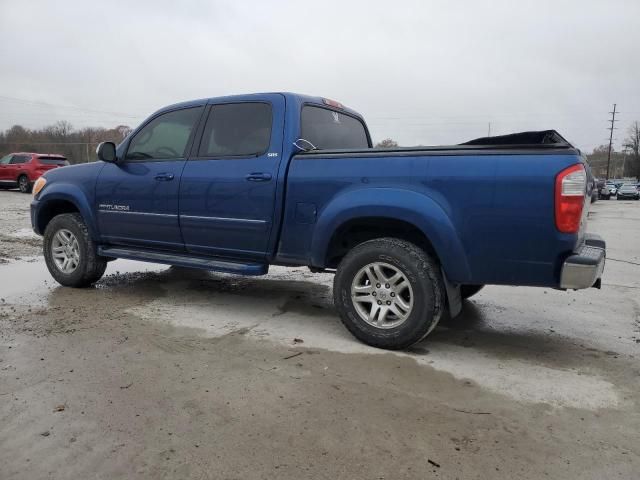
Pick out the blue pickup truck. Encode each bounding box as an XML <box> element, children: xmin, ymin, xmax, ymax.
<box><xmin>30</xmin><ymin>92</ymin><xmax>606</xmax><ymax>349</ymax></box>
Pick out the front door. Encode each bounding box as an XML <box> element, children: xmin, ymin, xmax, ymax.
<box><xmin>179</xmin><ymin>95</ymin><xmax>285</xmax><ymax>260</ymax></box>
<box><xmin>96</xmin><ymin>106</ymin><xmax>204</xmax><ymax>250</ymax></box>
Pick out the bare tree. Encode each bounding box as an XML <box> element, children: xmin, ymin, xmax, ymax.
<box><xmin>115</xmin><ymin>125</ymin><xmax>133</xmax><ymax>139</ymax></box>
<box><xmin>623</xmin><ymin>122</ymin><xmax>640</xmax><ymax>178</ymax></box>
<box><xmin>375</xmin><ymin>138</ymin><xmax>399</xmax><ymax>148</ymax></box>
<box><xmin>51</xmin><ymin>120</ymin><xmax>73</xmax><ymax>138</ymax></box>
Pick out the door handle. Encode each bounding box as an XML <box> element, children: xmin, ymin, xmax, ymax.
<box><xmin>154</xmin><ymin>173</ymin><xmax>174</xmax><ymax>181</ymax></box>
<box><xmin>245</xmin><ymin>172</ymin><xmax>272</xmax><ymax>182</ymax></box>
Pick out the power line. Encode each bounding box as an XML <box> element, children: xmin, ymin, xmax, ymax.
<box><xmin>606</xmin><ymin>104</ymin><xmax>618</xmax><ymax>180</ymax></box>
<box><xmin>0</xmin><ymin>95</ymin><xmax>144</xmax><ymax>119</ymax></box>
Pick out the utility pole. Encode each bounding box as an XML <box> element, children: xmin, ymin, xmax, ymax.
<box><xmin>487</xmin><ymin>122</ymin><xmax>491</xmax><ymax>137</ymax></box>
<box><xmin>606</xmin><ymin>103</ymin><xmax>618</xmax><ymax>180</ymax></box>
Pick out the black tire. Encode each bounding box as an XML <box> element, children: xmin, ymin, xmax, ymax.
<box><xmin>333</xmin><ymin>238</ymin><xmax>444</xmax><ymax>350</ymax></box>
<box><xmin>18</xmin><ymin>175</ymin><xmax>31</xmax><ymax>193</ymax></box>
<box><xmin>460</xmin><ymin>284</ymin><xmax>485</xmax><ymax>299</ymax></box>
<box><xmin>43</xmin><ymin>213</ymin><xmax>107</xmax><ymax>287</ymax></box>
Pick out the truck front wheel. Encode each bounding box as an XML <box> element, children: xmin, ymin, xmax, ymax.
<box><xmin>43</xmin><ymin>213</ymin><xmax>107</xmax><ymax>287</ymax></box>
<box><xmin>333</xmin><ymin>238</ymin><xmax>444</xmax><ymax>350</ymax></box>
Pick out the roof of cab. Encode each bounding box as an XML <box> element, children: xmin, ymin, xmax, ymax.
<box><xmin>8</xmin><ymin>152</ymin><xmax>66</xmax><ymax>157</ymax></box>
<box><xmin>152</xmin><ymin>92</ymin><xmax>364</xmax><ymax>121</ymax></box>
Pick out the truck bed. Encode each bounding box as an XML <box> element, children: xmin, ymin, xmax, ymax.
<box><xmin>277</xmin><ymin>140</ymin><xmax>584</xmax><ymax>287</ymax></box>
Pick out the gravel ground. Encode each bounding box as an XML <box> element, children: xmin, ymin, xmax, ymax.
<box><xmin>0</xmin><ymin>189</ymin><xmax>639</xmax><ymax>479</ymax></box>
<box><xmin>0</xmin><ymin>189</ymin><xmax>41</xmax><ymax>262</ymax></box>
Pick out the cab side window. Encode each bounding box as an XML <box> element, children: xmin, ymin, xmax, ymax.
<box><xmin>126</xmin><ymin>107</ymin><xmax>203</xmax><ymax>161</ymax></box>
<box><xmin>197</xmin><ymin>103</ymin><xmax>272</xmax><ymax>158</ymax></box>
<box><xmin>0</xmin><ymin>154</ymin><xmax>12</xmax><ymax>165</ymax></box>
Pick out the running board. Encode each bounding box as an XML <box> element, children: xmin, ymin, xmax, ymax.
<box><xmin>97</xmin><ymin>246</ymin><xmax>268</xmax><ymax>276</ymax></box>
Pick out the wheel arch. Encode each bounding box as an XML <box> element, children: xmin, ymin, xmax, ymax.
<box><xmin>310</xmin><ymin>188</ymin><xmax>471</xmax><ymax>282</ymax></box>
<box><xmin>35</xmin><ymin>185</ymin><xmax>98</xmax><ymax>239</ymax></box>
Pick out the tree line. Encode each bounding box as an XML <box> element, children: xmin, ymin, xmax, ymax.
<box><xmin>1</xmin><ymin>121</ymin><xmax>639</xmax><ymax>178</ymax></box>
<box><xmin>377</xmin><ymin>123</ymin><xmax>640</xmax><ymax>179</ymax></box>
<box><xmin>0</xmin><ymin>121</ymin><xmax>132</xmax><ymax>164</ymax></box>
<box><xmin>581</xmin><ymin>122</ymin><xmax>640</xmax><ymax>179</ymax></box>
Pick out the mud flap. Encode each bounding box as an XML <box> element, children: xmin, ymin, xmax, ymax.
<box><xmin>441</xmin><ymin>268</ymin><xmax>462</xmax><ymax>318</ymax></box>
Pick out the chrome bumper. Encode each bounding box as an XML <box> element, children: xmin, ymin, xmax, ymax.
<box><xmin>559</xmin><ymin>234</ymin><xmax>606</xmax><ymax>290</ymax></box>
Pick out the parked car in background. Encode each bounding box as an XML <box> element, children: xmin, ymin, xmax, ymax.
<box><xmin>596</xmin><ymin>179</ymin><xmax>610</xmax><ymax>200</ymax></box>
<box><xmin>0</xmin><ymin>153</ymin><xmax>69</xmax><ymax>193</ymax></box>
<box><xmin>605</xmin><ymin>182</ymin><xmax>617</xmax><ymax>196</ymax></box>
<box><xmin>617</xmin><ymin>184</ymin><xmax>640</xmax><ymax>200</ymax></box>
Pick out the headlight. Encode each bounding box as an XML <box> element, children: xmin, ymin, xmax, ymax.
<box><xmin>32</xmin><ymin>177</ymin><xmax>47</xmax><ymax>197</ymax></box>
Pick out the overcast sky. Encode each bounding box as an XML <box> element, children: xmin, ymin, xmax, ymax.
<box><xmin>1</xmin><ymin>0</ymin><xmax>639</xmax><ymax>151</ymax></box>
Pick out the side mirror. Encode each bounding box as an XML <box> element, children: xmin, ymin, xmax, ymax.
<box><xmin>96</xmin><ymin>142</ymin><xmax>117</xmax><ymax>163</ymax></box>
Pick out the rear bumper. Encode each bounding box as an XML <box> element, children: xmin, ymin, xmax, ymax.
<box><xmin>559</xmin><ymin>233</ymin><xmax>606</xmax><ymax>289</ymax></box>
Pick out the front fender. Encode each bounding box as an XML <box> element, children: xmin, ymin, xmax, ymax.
<box><xmin>34</xmin><ymin>183</ymin><xmax>98</xmax><ymax>240</ymax></box>
<box><xmin>310</xmin><ymin>188</ymin><xmax>471</xmax><ymax>282</ymax></box>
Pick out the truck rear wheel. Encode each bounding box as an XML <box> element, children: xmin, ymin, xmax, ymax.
<box><xmin>333</xmin><ymin>238</ymin><xmax>444</xmax><ymax>350</ymax></box>
<box><xmin>43</xmin><ymin>213</ymin><xmax>107</xmax><ymax>287</ymax></box>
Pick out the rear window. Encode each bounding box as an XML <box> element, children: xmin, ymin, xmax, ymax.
<box><xmin>301</xmin><ymin>106</ymin><xmax>369</xmax><ymax>150</ymax></box>
<box><xmin>38</xmin><ymin>157</ymin><xmax>68</xmax><ymax>165</ymax></box>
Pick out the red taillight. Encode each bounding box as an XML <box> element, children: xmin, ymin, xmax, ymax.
<box><xmin>555</xmin><ymin>163</ymin><xmax>586</xmax><ymax>233</ymax></box>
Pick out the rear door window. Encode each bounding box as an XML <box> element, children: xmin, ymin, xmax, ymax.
<box><xmin>197</xmin><ymin>103</ymin><xmax>272</xmax><ymax>157</ymax></box>
<box><xmin>126</xmin><ymin>107</ymin><xmax>203</xmax><ymax>161</ymax></box>
<box><xmin>301</xmin><ymin>106</ymin><xmax>369</xmax><ymax>150</ymax></box>
<box><xmin>9</xmin><ymin>155</ymin><xmax>29</xmax><ymax>164</ymax></box>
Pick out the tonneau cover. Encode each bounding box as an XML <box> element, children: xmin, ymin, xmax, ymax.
<box><xmin>462</xmin><ymin>130</ymin><xmax>571</xmax><ymax>147</ymax></box>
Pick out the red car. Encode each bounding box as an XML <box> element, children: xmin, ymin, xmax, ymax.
<box><xmin>0</xmin><ymin>152</ymin><xmax>69</xmax><ymax>193</ymax></box>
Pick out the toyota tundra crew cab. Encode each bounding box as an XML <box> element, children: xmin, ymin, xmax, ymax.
<box><xmin>30</xmin><ymin>93</ymin><xmax>606</xmax><ymax>349</ymax></box>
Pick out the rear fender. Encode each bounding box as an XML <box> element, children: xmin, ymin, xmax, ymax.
<box><xmin>310</xmin><ymin>188</ymin><xmax>471</xmax><ymax>282</ymax></box>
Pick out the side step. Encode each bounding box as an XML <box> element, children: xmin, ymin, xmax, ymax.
<box><xmin>97</xmin><ymin>246</ymin><xmax>268</xmax><ymax>276</ymax></box>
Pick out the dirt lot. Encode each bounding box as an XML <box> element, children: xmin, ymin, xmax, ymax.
<box><xmin>0</xmin><ymin>189</ymin><xmax>639</xmax><ymax>479</ymax></box>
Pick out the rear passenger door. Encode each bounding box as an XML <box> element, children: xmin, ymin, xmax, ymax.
<box><xmin>179</xmin><ymin>94</ymin><xmax>285</xmax><ymax>260</ymax></box>
<box><xmin>5</xmin><ymin>154</ymin><xmax>30</xmax><ymax>183</ymax></box>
